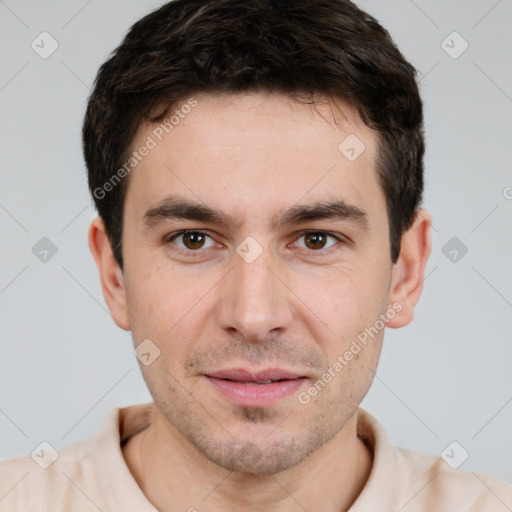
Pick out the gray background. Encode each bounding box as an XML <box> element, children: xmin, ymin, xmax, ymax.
<box><xmin>1</xmin><ymin>0</ymin><xmax>511</xmax><ymax>482</ymax></box>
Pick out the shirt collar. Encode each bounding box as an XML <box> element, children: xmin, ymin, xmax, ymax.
<box><xmin>91</xmin><ymin>402</ymin><xmax>157</xmax><ymax>511</ymax></box>
<box><xmin>91</xmin><ymin>402</ymin><xmax>398</xmax><ymax>511</ymax></box>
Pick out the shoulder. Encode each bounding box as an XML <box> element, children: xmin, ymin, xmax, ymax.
<box><xmin>395</xmin><ymin>446</ymin><xmax>512</xmax><ymax>511</ymax></box>
<box><xmin>0</xmin><ymin>439</ymin><xmax>105</xmax><ymax>511</ymax></box>
<box><xmin>354</xmin><ymin>409</ymin><xmax>512</xmax><ymax>511</ymax></box>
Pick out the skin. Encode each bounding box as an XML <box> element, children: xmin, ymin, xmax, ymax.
<box><xmin>89</xmin><ymin>91</ymin><xmax>431</xmax><ymax>511</ymax></box>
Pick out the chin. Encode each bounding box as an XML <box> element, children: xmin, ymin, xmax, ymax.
<box><xmin>190</xmin><ymin>420</ymin><xmax>332</xmax><ymax>476</ymax></box>
<box><xmin>207</xmin><ymin>441</ymin><xmax>308</xmax><ymax>475</ymax></box>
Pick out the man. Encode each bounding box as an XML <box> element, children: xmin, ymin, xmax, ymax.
<box><xmin>1</xmin><ymin>0</ymin><xmax>510</xmax><ymax>510</ymax></box>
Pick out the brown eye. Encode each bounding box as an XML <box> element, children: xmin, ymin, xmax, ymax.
<box><xmin>167</xmin><ymin>230</ymin><xmax>215</xmax><ymax>251</ymax></box>
<box><xmin>294</xmin><ymin>231</ymin><xmax>341</xmax><ymax>252</ymax></box>
<box><xmin>182</xmin><ymin>231</ymin><xmax>206</xmax><ymax>250</ymax></box>
<box><xmin>304</xmin><ymin>232</ymin><xmax>328</xmax><ymax>250</ymax></box>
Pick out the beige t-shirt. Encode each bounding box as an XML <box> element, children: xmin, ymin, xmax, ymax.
<box><xmin>0</xmin><ymin>402</ymin><xmax>510</xmax><ymax>511</ymax></box>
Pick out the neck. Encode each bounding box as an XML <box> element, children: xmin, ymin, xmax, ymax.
<box><xmin>122</xmin><ymin>407</ymin><xmax>372</xmax><ymax>512</ymax></box>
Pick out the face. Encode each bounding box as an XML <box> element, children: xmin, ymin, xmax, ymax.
<box><xmin>119</xmin><ymin>92</ymin><xmax>396</xmax><ymax>474</ymax></box>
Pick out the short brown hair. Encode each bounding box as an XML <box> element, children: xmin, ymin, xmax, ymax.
<box><xmin>83</xmin><ymin>0</ymin><xmax>424</xmax><ymax>270</ymax></box>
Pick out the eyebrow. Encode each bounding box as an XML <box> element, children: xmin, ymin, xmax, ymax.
<box><xmin>142</xmin><ymin>195</ymin><xmax>369</xmax><ymax>231</ymax></box>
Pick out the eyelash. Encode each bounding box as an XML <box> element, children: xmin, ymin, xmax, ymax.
<box><xmin>163</xmin><ymin>229</ymin><xmax>348</xmax><ymax>256</ymax></box>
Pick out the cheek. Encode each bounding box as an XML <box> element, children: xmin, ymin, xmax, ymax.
<box><xmin>125</xmin><ymin>268</ymin><xmax>177</xmax><ymax>339</ymax></box>
<box><xmin>126</xmin><ymin>267</ymin><xmax>215</xmax><ymax>360</ymax></box>
<box><xmin>129</xmin><ymin>262</ymin><xmax>184</xmax><ymax>310</ymax></box>
<box><xmin>296</xmin><ymin>265</ymin><xmax>388</xmax><ymax>342</ymax></box>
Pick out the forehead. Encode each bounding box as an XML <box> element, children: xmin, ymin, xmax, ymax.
<box><xmin>123</xmin><ymin>92</ymin><xmax>384</xmax><ymax>227</ymax></box>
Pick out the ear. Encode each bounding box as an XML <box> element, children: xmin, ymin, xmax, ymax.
<box><xmin>88</xmin><ymin>216</ymin><xmax>131</xmax><ymax>331</ymax></box>
<box><xmin>386</xmin><ymin>209</ymin><xmax>432</xmax><ymax>328</ymax></box>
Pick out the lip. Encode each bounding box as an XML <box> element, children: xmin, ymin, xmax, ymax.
<box><xmin>207</xmin><ymin>368</ymin><xmax>304</xmax><ymax>382</ymax></box>
<box><xmin>204</xmin><ymin>368</ymin><xmax>308</xmax><ymax>407</ymax></box>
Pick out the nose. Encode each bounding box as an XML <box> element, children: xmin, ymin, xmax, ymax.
<box><xmin>215</xmin><ymin>245</ymin><xmax>294</xmax><ymax>343</ymax></box>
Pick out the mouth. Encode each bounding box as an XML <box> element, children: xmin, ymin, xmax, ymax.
<box><xmin>204</xmin><ymin>368</ymin><xmax>308</xmax><ymax>407</ymax></box>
